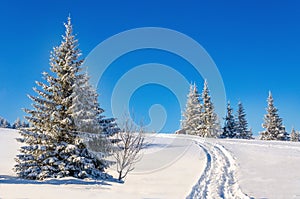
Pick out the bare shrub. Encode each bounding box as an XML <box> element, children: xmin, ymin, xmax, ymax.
<box><xmin>113</xmin><ymin>116</ymin><xmax>145</xmax><ymax>181</ymax></box>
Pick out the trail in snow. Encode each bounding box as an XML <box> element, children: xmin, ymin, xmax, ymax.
<box><xmin>187</xmin><ymin>139</ymin><xmax>251</xmax><ymax>199</ymax></box>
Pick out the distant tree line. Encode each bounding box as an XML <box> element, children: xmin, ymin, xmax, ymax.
<box><xmin>0</xmin><ymin>116</ymin><xmax>29</xmax><ymax>129</ymax></box>
<box><xmin>181</xmin><ymin>82</ymin><xmax>299</xmax><ymax>142</ymax></box>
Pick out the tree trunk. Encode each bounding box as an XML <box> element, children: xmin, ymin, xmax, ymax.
<box><xmin>118</xmin><ymin>171</ymin><xmax>122</xmax><ymax>181</ymax></box>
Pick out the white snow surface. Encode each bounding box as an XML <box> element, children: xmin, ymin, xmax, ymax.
<box><xmin>1</xmin><ymin>128</ymin><xmax>300</xmax><ymax>199</ymax></box>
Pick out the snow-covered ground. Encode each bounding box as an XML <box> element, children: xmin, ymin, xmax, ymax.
<box><xmin>0</xmin><ymin>129</ymin><xmax>203</xmax><ymax>199</ymax></box>
<box><xmin>220</xmin><ymin>139</ymin><xmax>300</xmax><ymax>199</ymax></box>
<box><xmin>1</xmin><ymin>128</ymin><xmax>300</xmax><ymax>199</ymax></box>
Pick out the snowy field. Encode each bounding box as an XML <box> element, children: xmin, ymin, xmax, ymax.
<box><xmin>220</xmin><ymin>139</ymin><xmax>300</xmax><ymax>199</ymax></box>
<box><xmin>1</xmin><ymin>128</ymin><xmax>300</xmax><ymax>199</ymax></box>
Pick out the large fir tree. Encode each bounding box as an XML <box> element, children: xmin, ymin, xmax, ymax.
<box><xmin>260</xmin><ymin>92</ymin><xmax>288</xmax><ymax>141</ymax></box>
<box><xmin>236</xmin><ymin>101</ymin><xmax>252</xmax><ymax>139</ymax></box>
<box><xmin>199</xmin><ymin>80</ymin><xmax>220</xmax><ymax>138</ymax></box>
<box><xmin>181</xmin><ymin>83</ymin><xmax>202</xmax><ymax>135</ymax></box>
<box><xmin>14</xmin><ymin>17</ymin><xmax>108</xmax><ymax>180</ymax></box>
<box><xmin>220</xmin><ymin>101</ymin><xmax>236</xmax><ymax>138</ymax></box>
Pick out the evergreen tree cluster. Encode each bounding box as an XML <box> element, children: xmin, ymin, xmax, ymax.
<box><xmin>181</xmin><ymin>81</ymin><xmax>297</xmax><ymax>141</ymax></box>
<box><xmin>181</xmin><ymin>80</ymin><xmax>220</xmax><ymax>138</ymax></box>
<box><xmin>0</xmin><ymin>116</ymin><xmax>11</xmax><ymax>128</ymax></box>
<box><xmin>12</xmin><ymin>118</ymin><xmax>29</xmax><ymax>129</ymax></box>
<box><xmin>220</xmin><ymin>101</ymin><xmax>253</xmax><ymax>139</ymax></box>
<box><xmin>0</xmin><ymin>117</ymin><xmax>29</xmax><ymax>129</ymax></box>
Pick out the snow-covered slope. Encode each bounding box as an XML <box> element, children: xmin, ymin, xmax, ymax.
<box><xmin>1</xmin><ymin>128</ymin><xmax>300</xmax><ymax>199</ymax></box>
<box><xmin>219</xmin><ymin>139</ymin><xmax>300</xmax><ymax>199</ymax></box>
<box><xmin>0</xmin><ymin>129</ymin><xmax>203</xmax><ymax>199</ymax></box>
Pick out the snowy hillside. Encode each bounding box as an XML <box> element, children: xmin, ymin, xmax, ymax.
<box><xmin>220</xmin><ymin>139</ymin><xmax>300</xmax><ymax>198</ymax></box>
<box><xmin>1</xmin><ymin>128</ymin><xmax>300</xmax><ymax>199</ymax></box>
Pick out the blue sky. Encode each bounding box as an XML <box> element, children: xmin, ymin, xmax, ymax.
<box><xmin>0</xmin><ymin>0</ymin><xmax>299</xmax><ymax>134</ymax></box>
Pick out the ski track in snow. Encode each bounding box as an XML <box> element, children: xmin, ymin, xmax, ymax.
<box><xmin>187</xmin><ymin>139</ymin><xmax>251</xmax><ymax>199</ymax></box>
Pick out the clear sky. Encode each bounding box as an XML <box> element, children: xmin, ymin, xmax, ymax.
<box><xmin>0</xmin><ymin>0</ymin><xmax>299</xmax><ymax>135</ymax></box>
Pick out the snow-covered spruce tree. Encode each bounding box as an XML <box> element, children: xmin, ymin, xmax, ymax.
<box><xmin>290</xmin><ymin>127</ymin><xmax>299</xmax><ymax>142</ymax></box>
<box><xmin>199</xmin><ymin>80</ymin><xmax>220</xmax><ymax>138</ymax></box>
<box><xmin>181</xmin><ymin>83</ymin><xmax>202</xmax><ymax>135</ymax></box>
<box><xmin>220</xmin><ymin>101</ymin><xmax>236</xmax><ymax>138</ymax></box>
<box><xmin>236</xmin><ymin>101</ymin><xmax>252</xmax><ymax>139</ymax></box>
<box><xmin>260</xmin><ymin>92</ymin><xmax>288</xmax><ymax>141</ymax></box>
<box><xmin>0</xmin><ymin>117</ymin><xmax>4</xmax><ymax>127</ymax></box>
<box><xmin>14</xmin><ymin>17</ymin><xmax>108</xmax><ymax>180</ymax></box>
<box><xmin>12</xmin><ymin>118</ymin><xmax>22</xmax><ymax>129</ymax></box>
<box><xmin>248</xmin><ymin>128</ymin><xmax>253</xmax><ymax>139</ymax></box>
<box><xmin>5</xmin><ymin>119</ymin><xmax>11</xmax><ymax>128</ymax></box>
<box><xmin>3</xmin><ymin>119</ymin><xmax>11</xmax><ymax>128</ymax></box>
<box><xmin>0</xmin><ymin>117</ymin><xmax>11</xmax><ymax>128</ymax></box>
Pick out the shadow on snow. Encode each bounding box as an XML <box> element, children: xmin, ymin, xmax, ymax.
<box><xmin>0</xmin><ymin>175</ymin><xmax>116</xmax><ymax>186</ymax></box>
